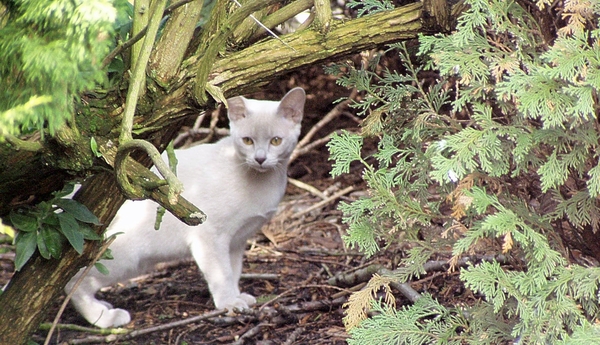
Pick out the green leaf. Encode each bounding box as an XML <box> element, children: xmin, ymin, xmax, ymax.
<box><xmin>53</xmin><ymin>183</ymin><xmax>76</xmax><ymax>198</ymax></box>
<box><xmin>36</xmin><ymin>230</ymin><xmax>51</xmax><ymax>259</ymax></box>
<box><xmin>57</xmin><ymin>212</ymin><xmax>84</xmax><ymax>254</ymax></box>
<box><xmin>77</xmin><ymin>224</ymin><xmax>103</xmax><ymax>241</ymax></box>
<box><xmin>14</xmin><ymin>231</ymin><xmax>37</xmax><ymax>271</ymax></box>
<box><xmin>101</xmin><ymin>247</ymin><xmax>114</xmax><ymax>260</ymax></box>
<box><xmin>538</xmin><ymin>151</ymin><xmax>568</xmax><ymax>192</ymax></box>
<box><xmin>94</xmin><ymin>262</ymin><xmax>110</xmax><ymax>275</ymax></box>
<box><xmin>41</xmin><ymin>213</ymin><xmax>60</xmax><ymax>227</ymax></box>
<box><xmin>54</xmin><ymin>199</ymin><xmax>101</xmax><ymax>225</ymax></box>
<box><xmin>90</xmin><ymin>137</ymin><xmax>101</xmax><ymax>157</ymax></box>
<box><xmin>39</xmin><ymin>227</ymin><xmax>63</xmax><ymax>259</ymax></box>
<box><xmin>9</xmin><ymin>211</ymin><xmax>38</xmax><ymax>232</ymax></box>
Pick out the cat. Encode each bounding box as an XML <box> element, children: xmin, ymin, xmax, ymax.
<box><xmin>66</xmin><ymin>87</ymin><xmax>305</xmax><ymax>328</ymax></box>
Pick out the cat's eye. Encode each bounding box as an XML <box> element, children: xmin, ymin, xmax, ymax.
<box><xmin>242</xmin><ymin>137</ymin><xmax>253</xmax><ymax>145</ymax></box>
<box><xmin>270</xmin><ymin>137</ymin><xmax>282</xmax><ymax>146</ymax></box>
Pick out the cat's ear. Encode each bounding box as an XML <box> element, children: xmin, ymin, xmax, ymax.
<box><xmin>277</xmin><ymin>87</ymin><xmax>305</xmax><ymax>124</ymax></box>
<box><xmin>227</xmin><ymin>96</ymin><xmax>247</xmax><ymax>122</ymax></box>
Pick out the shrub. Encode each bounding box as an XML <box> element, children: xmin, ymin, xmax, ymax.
<box><xmin>328</xmin><ymin>1</ymin><xmax>600</xmax><ymax>343</ymax></box>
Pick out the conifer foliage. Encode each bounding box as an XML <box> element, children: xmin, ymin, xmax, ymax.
<box><xmin>0</xmin><ymin>0</ymin><xmax>116</xmax><ymax>136</ymax></box>
<box><xmin>329</xmin><ymin>0</ymin><xmax>600</xmax><ymax>343</ymax></box>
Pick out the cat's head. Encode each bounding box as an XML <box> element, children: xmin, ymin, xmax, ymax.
<box><xmin>227</xmin><ymin>87</ymin><xmax>305</xmax><ymax>172</ymax></box>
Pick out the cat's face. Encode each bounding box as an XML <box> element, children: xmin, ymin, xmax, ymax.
<box><xmin>227</xmin><ymin>88</ymin><xmax>305</xmax><ymax>172</ymax></box>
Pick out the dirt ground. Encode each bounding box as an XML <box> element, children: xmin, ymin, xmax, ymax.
<box><xmin>0</xmin><ymin>63</ymin><xmax>466</xmax><ymax>345</ymax></box>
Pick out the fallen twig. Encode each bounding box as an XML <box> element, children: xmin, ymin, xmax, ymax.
<box><xmin>328</xmin><ymin>255</ymin><xmax>509</xmax><ymax>305</ymax></box>
<box><xmin>292</xmin><ymin>185</ymin><xmax>354</xmax><ymax>218</ymax></box>
<box><xmin>173</xmin><ymin>107</ymin><xmax>225</xmax><ymax>147</ymax></box>
<box><xmin>328</xmin><ymin>254</ymin><xmax>508</xmax><ymax>288</ymax></box>
<box><xmin>287</xmin><ymin>177</ymin><xmax>327</xmax><ymax>199</ymax></box>
<box><xmin>379</xmin><ymin>268</ymin><xmax>422</xmax><ymax>303</ymax></box>
<box><xmin>327</xmin><ymin>264</ymin><xmax>384</xmax><ymax>287</ymax></box>
<box><xmin>331</xmin><ymin>282</ymin><xmax>367</xmax><ymax>299</ymax></box>
<box><xmin>259</xmin><ymin>284</ymin><xmax>349</xmax><ymax>311</ymax></box>
<box><xmin>290</xmin><ymin>134</ymin><xmax>335</xmax><ymax>161</ymax></box>
<box><xmin>282</xmin><ymin>326</ymin><xmax>304</xmax><ymax>345</ymax></box>
<box><xmin>274</xmin><ymin>247</ymin><xmax>364</xmax><ymax>259</ymax></box>
<box><xmin>231</xmin><ymin>322</ymin><xmax>269</xmax><ymax>345</ymax></box>
<box><xmin>240</xmin><ymin>272</ymin><xmax>279</xmax><ymax>280</ymax></box>
<box><xmin>290</xmin><ymin>89</ymin><xmax>358</xmax><ymax>163</ymax></box>
<box><xmin>67</xmin><ymin>309</ymin><xmax>227</xmax><ymax>344</ymax></box>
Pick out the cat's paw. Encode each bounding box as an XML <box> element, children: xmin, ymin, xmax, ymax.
<box><xmin>92</xmin><ymin>308</ymin><xmax>131</xmax><ymax>329</ymax></box>
<box><xmin>218</xmin><ymin>293</ymin><xmax>257</xmax><ymax>314</ymax></box>
<box><xmin>239</xmin><ymin>293</ymin><xmax>257</xmax><ymax>306</ymax></box>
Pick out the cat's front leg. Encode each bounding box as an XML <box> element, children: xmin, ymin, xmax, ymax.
<box><xmin>230</xmin><ymin>240</ymin><xmax>257</xmax><ymax>306</ymax></box>
<box><xmin>189</xmin><ymin>236</ymin><xmax>256</xmax><ymax>312</ymax></box>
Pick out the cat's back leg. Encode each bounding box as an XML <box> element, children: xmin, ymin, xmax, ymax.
<box><xmin>66</xmin><ymin>271</ymin><xmax>131</xmax><ymax>328</ymax></box>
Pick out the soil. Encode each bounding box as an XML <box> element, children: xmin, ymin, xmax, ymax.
<box><xmin>0</xmin><ymin>63</ymin><xmax>464</xmax><ymax>345</ymax></box>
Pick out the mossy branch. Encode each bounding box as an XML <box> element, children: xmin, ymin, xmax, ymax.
<box><xmin>193</xmin><ymin>0</ymin><xmax>282</xmax><ymax>104</ymax></box>
<box><xmin>114</xmin><ymin>139</ymin><xmax>183</xmax><ymax>204</ymax></box>
<box><xmin>102</xmin><ymin>140</ymin><xmax>205</xmax><ymax>226</ymax></box>
<box><xmin>250</xmin><ymin>0</ymin><xmax>314</xmax><ymax>40</ymax></box>
<box><xmin>130</xmin><ymin>0</ymin><xmax>150</xmax><ymax>74</ymax></box>
<box><xmin>151</xmin><ymin>0</ymin><xmax>204</xmax><ymax>83</ymax></box>
<box><xmin>204</xmin><ymin>2</ymin><xmax>424</xmax><ymax>97</ymax></box>
<box><xmin>119</xmin><ymin>0</ymin><xmax>167</xmax><ymax>143</ymax></box>
<box><xmin>116</xmin><ymin>0</ymin><xmax>185</xmax><ymax>206</ymax></box>
<box><xmin>3</xmin><ymin>133</ymin><xmax>43</xmax><ymax>152</ymax></box>
<box><xmin>314</xmin><ymin>0</ymin><xmax>332</xmax><ymax>33</ymax></box>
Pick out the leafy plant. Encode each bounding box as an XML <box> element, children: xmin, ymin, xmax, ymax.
<box><xmin>328</xmin><ymin>0</ymin><xmax>600</xmax><ymax>343</ymax></box>
<box><xmin>8</xmin><ymin>184</ymin><xmax>102</xmax><ymax>270</ymax></box>
<box><xmin>0</xmin><ymin>0</ymin><xmax>117</xmax><ymax>137</ymax></box>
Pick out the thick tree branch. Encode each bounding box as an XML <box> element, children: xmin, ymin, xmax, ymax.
<box><xmin>250</xmin><ymin>0</ymin><xmax>314</xmax><ymax>40</ymax></box>
<box><xmin>131</xmin><ymin>0</ymin><xmax>150</xmax><ymax>75</ymax></box>
<box><xmin>314</xmin><ymin>0</ymin><xmax>332</xmax><ymax>33</ymax></box>
<box><xmin>3</xmin><ymin>133</ymin><xmax>43</xmax><ymax>152</ymax></box>
<box><xmin>151</xmin><ymin>0</ymin><xmax>204</xmax><ymax>83</ymax></box>
<box><xmin>193</xmin><ymin>0</ymin><xmax>283</xmax><ymax>103</ymax></box>
<box><xmin>120</xmin><ymin>0</ymin><xmax>167</xmax><ymax>143</ymax></box>
<box><xmin>201</xmin><ymin>2</ymin><xmax>424</xmax><ymax>98</ymax></box>
<box><xmin>106</xmin><ymin>140</ymin><xmax>205</xmax><ymax>225</ymax></box>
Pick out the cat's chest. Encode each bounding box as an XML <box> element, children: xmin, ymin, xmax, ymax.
<box><xmin>174</xmin><ymin>142</ymin><xmax>287</xmax><ymax>230</ymax></box>
<box><xmin>182</xmin><ymin>167</ymin><xmax>285</xmax><ymax>222</ymax></box>
<box><xmin>232</xmin><ymin>171</ymin><xmax>285</xmax><ymax>217</ymax></box>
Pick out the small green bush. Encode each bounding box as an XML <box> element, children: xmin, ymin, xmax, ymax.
<box><xmin>0</xmin><ymin>0</ymin><xmax>117</xmax><ymax>136</ymax></box>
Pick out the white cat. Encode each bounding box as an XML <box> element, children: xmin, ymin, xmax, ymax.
<box><xmin>66</xmin><ymin>87</ymin><xmax>305</xmax><ymax>328</ymax></box>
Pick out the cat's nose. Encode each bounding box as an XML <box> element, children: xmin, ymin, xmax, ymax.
<box><xmin>255</xmin><ymin>149</ymin><xmax>267</xmax><ymax>165</ymax></box>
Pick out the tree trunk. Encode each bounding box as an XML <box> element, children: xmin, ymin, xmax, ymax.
<box><xmin>0</xmin><ymin>2</ymin><xmax>451</xmax><ymax>343</ymax></box>
<box><xmin>0</xmin><ymin>172</ymin><xmax>125</xmax><ymax>345</ymax></box>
